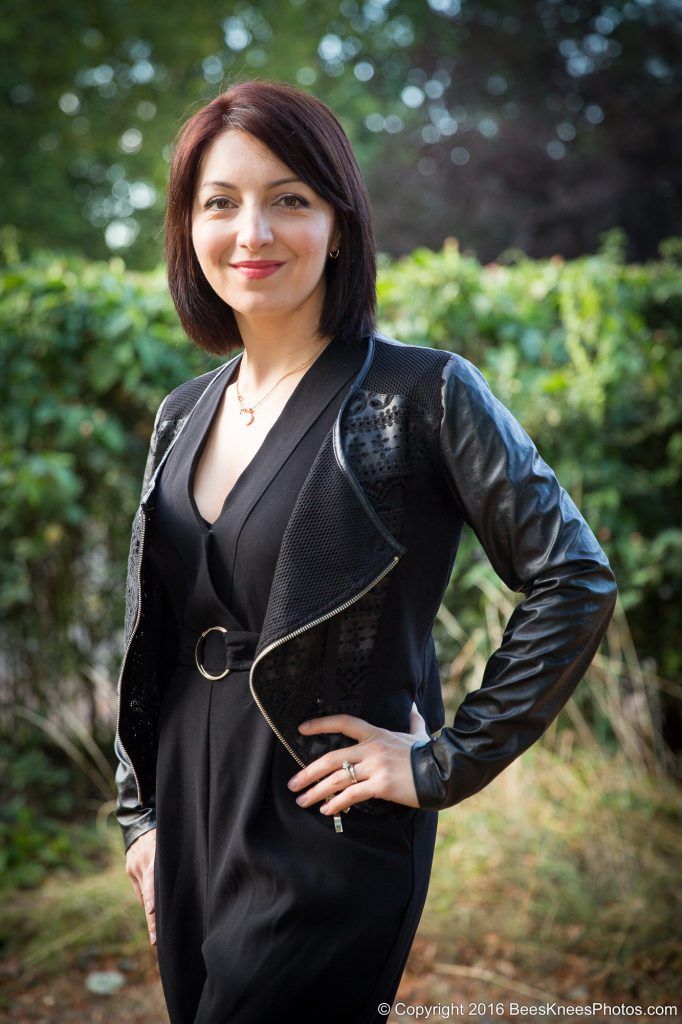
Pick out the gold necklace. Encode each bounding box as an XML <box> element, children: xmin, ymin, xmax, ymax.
<box><xmin>235</xmin><ymin>345</ymin><xmax>324</xmax><ymax>425</ymax></box>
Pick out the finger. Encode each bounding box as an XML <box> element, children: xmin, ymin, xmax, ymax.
<box><xmin>293</xmin><ymin>766</ymin><xmax>358</xmax><ymax>808</ymax></box>
<box><xmin>142</xmin><ymin>893</ymin><xmax>156</xmax><ymax>945</ymax></box>
<box><xmin>408</xmin><ymin>706</ymin><xmax>426</xmax><ymax>732</ymax></box>
<box><xmin>142</xmin><ymin>863</ymin><xmax>156</xmax><ymax>906</ymax></box>
<box><xmin>129</xmin><ymin>871</ymin><xmax>146</xmax><ymax>910</ymax></box>
<box><xmin>298</xmin><ymin>714</ymin><xmax>372</xmax><ymax>743</ymax></box>
<box><xmin>288</xmin><ymin>743</ymin><xmax>365</xmax><ymax>793</ymax></box>
<box><xmin>409</xmin><ymin>702</ymin><xmax>430</xmax><ymax>741</ymax></box>
<box><xmin>130</xmin><ymin>875</ymin><xmax>143</xmax><ymax>905</ymax></box>
<box><xmin>319</xmin><ymin>781</ymin><xmax>374</xmax><ymax>815</ymax></box>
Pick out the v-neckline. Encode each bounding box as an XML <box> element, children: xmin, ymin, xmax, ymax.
<box><xmin>187</xmin><ymin>337</ymin><xmax>348</xmax><ymax>531</ymax></box>
<box><xmin>188</xmin><ymin>356</ymin><xmax>241</xmax><ymax>530</ymax></box>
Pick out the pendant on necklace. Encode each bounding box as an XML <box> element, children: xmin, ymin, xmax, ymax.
<box><xmin>240</xmin><ymin>407</ymin><xmax>255</xmax><ymax>425</ymax></box>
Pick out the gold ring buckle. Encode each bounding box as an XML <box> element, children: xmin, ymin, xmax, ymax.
<box><xmin>195</xmin><ymin>625</ymin><xmax>231</xmax><ymax>680</ymax></box>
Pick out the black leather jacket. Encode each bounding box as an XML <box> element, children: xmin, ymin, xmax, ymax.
<box><xmin>114</xmin><ymin>331</ymin><xmax>617</xmax><ymax>852</ymax></box>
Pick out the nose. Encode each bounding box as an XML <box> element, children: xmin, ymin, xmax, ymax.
<box><xmin>236</xmin><ymin>201</ymin><xmax>275</xmax><ymax>251</ymax></box>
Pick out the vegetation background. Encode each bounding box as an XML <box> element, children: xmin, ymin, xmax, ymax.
<box><xmin>1</xmin><ymin>0</ymin><xmax>680</xmax><ymax>1020</ymax></box>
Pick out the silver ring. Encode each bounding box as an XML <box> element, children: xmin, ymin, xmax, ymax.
<box><xmin>342</xmin><ymin>759</ymin><xmax>358</xmax><ymax>784</ymax></box>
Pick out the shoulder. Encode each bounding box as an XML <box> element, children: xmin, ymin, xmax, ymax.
<box><xmin>369</xmin><ymin>330</ymin><xmax>489</xmax><ymax>414</ymax></box>
<box><xmin>156</xmin><ymin>360</ymin><xmax>236</xmax><ymax>425</ymax></box>
<box><xmin>371</xmin><ymin>329</ymin><xmax>486</xmax><ymax>380</ymax></box>
<box><xmin>142</xmin><ymin>361</ymin><xmax>235</xmax><ymax>483</ymax></box>
<box><xmin>372</xmin><ymin>329</ymin><xmax>451</xmax><ymax>369</ymax></box>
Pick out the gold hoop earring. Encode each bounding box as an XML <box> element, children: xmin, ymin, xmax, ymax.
<box><xmin>328</xmin><ymin>249</ymin><xmax>340</xmax><ymax>259</ymax></box>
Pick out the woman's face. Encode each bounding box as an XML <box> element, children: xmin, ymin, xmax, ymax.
<box><xmin>191</xmin><ymin>129</ymin><xmax>339</xmax><ymax>331</ymax></box>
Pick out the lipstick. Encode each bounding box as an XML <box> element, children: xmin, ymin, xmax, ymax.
<box><xmin>230</xmin><ymin>261</ymin><xmax>285</xmax><ymax>279</ymax></box>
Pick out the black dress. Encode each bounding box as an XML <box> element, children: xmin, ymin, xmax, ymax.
<box><xmin>148</xmin><ymin>336</ymin><xmax>439</xmax><ymax>1024</ymax></box>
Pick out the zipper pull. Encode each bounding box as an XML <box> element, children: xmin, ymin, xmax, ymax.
<box><xmin>323</xmin><ymin>794</ymin><xmax>344</xmax><ymax>833</ymax></box>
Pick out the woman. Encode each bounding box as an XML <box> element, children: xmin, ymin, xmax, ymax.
<box><xmin>114</xmin><ymin>80</ymin><xmax>618</xmax><ymax>1023</ymax></box>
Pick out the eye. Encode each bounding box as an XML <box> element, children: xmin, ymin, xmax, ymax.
<box><xmin>203</xmin><ymin>193</ymin><xmax>310</xmax><ymax>212</ymax></box>
<box><xmin>204</xmin><ymin>196</ymin><xmax>234</xmax><ymax>211</ymax></box>
<box><xmin>276</xmin><ymin>194</ymin><xmax>310</xmax><ymax>209</ymax></box>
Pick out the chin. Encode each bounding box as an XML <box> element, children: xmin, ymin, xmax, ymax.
<box><xmin>229</xmin><ymin>296</ymin><xmax>298</xmax><ymax>319</ymax></box>
<box><xmin>230</xmin><ymin>290</ymin><xmax>288</xmax><ymax>305</ymax></box>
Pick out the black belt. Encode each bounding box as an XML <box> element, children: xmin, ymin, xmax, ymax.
<box><xmin>178</xmin><ymin>623</ymin><xmax>261</xmax><ymax>679</ymax></box>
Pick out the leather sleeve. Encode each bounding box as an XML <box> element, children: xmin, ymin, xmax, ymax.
<box><xmin>410</xmin><ymin>352</ymin><xmax>618</xmax><ymax>811</ymax></box>
<box><xmin>114</xmin><ymin>737</ymin><xmax>157</xmax><ymax>853</ymax></box>
<box><xmin>140</xmin><ymin>393</ymin><xmax>170</xmax><ymax>499</ymax></box>
<box><xmin>113</xmin><ymin>393</ymin><xmax>169</xmax><ymax>854</ymax></box>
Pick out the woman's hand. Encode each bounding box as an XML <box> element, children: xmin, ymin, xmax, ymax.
<box><xmin>287</xmin><ymin>701</ymin><xmax>431</xmax><ymax>815</ymax></box>
<box><xmin>125</xmin><ymin>827</ymin><xmax>157</xmax><ymax>947</ymax></box>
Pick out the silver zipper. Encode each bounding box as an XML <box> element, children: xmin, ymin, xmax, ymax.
<box><xmin>115</xmin><ymin>339</ymin><xmax>385</xmax><ymax>817</ymax></box>
<box><xmin>248</xmin><ymin>553</ymin><xmax>402</xmax><ymax>833</ymax></box>
<box><xmin>114</xmin><ymin>507</ymin><xmax>147</xmax><ymax>805</ymax></box>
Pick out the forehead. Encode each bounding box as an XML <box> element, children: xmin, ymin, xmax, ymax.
<box><xmin>196</xmin><ymin>129</ymin><xmax>294</xmax><ymax>185</ymax></box>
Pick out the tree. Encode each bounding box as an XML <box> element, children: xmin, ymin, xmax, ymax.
<box><xmin>1</xmin><ymin>0</ymin><xmax>680</xmax><ymax>267</ymax></box>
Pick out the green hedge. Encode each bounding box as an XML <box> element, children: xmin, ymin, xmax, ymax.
<box><xmin>0</xmin><ymin>246</ymin><xmax>218</xmax><ymax>713</ymax></box>
<box><xmin>1</xmin><ymin>229</ymin><xmax>680</xmax><ymax>715</ymax></box>
<box><xmin>378</xmin><ymin>230</ymin><xmax>682</xmax><ymax>682</ymax></box>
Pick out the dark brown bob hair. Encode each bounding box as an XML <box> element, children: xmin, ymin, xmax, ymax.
<box><xmin>164</xmin><ymin>78</ymin><xmax>377</xmax><ymax>355</ymax></box>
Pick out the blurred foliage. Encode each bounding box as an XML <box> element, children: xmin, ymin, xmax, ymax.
<box><xmin>0</xmin><ymin>233</ymin><xmax>218</xmax><ymax>713</ymax></box>
<box><xmin>2</xmin><ymin>746</ymin><xmax>679</xmax><ymax>1002</ymax></box>
<box><xmin>0</xmin><ymin>734</ymin><xmax>111</xmax><ymax>893</ymax></box>
<box><xmin>1</xmin><ymin>0</ymin><xmax>680</xmax><ymax>265</ymax></box>
<box><xmin>377</xmin><ymin>229</ymin><xmax>682</xmax><ymax>682</ymax></box>
<box><xmin>1</xmin><ymin>228</ymin><xmax>679</xmax><ymax>697</ymax></box>
<box><xmin>1</xmin><ymin>228</ymin><xmax>680</xmax><ymax>883</ymax></box>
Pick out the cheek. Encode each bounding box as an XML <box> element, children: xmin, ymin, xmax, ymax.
<box><xmin>192</xmin><ymin>222</ymin><xmax>227</xmax><ymax>263</ymax></box>
<box><xmin>297</xmin><ymin>226</ymin><xmax>331</xmax><ymax>262</ymax></box>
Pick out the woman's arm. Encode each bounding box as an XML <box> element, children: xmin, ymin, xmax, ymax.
<box><xmin>410</xmin><ymin>352</ymin><xmax>618</xmax><ymax>811</ymax></box>
<box><xmin>114</xmin><ymin>740</ymin><xmax>157</xmax><ymax>852</ymax></box>
<box><xmin>113</xmin><ymin>392</ymin><xmax>169</xmax><ymax>852</ymax></box>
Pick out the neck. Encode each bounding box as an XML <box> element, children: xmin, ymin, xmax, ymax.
<box><xmin>233</xmin><ymin>311</ymin><xmax>332</xmax><ymax>391</ymax></box>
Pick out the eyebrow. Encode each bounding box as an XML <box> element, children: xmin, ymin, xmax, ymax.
<box><xmin>199</xmin><ymin>177</ymin><xmax>304</xmax><ymax>192</ymax></box>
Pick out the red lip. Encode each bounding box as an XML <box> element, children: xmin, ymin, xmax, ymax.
<box><xmin>230</xmin><ymin>261</ymin><xmax>285</xmax><ymax>268</ymax></box>
<box><xmin>230</xmin><ymin>260</ymin><xmax>285</xmax><ymax>280</ymax></box>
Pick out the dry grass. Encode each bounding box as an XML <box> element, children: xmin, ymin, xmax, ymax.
<box><xmin>3</xmin><ymin>589</ymin><xmax>680</xmax><ymax>1014</ymax></box>
<box><xmin>418</xmin><ymin>586</ymin><xmax>682</xmax><ymax>1006</ymax></box>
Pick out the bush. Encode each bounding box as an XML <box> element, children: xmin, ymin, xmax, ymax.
<box><xmin>378</xmin><ymin>229</ymin><xmax>682</xmax><ymax>683</ymax></box>
<box><xmin>0</xmin><ymin>233</ymin><xmax>679</xmax><ymax>868</ymax></box>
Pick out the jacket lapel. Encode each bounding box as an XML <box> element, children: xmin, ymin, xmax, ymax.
<box><xmin>140</xmin><ymin>357</ymin><xmax>239</xmax><ymax>509</ymax></box>
<box><xmin>254</xmin><ymin>332</ymin><xmax>405</xmax><ymax>655</ymax></box>
<box><xmin>141</xmin><ymin>332</ymin><xmax>405</xmax><ymax>654</ymax></box>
